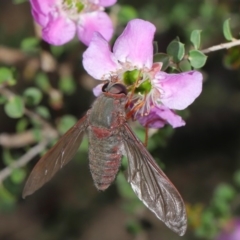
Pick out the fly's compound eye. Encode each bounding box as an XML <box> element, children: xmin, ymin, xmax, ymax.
<box><xmin>102</xmin><ymin>82</ymin><xmax>109</xmax><ymax>92</ymax></box>
<box><xmin>109</xmin><ymin>83</ymin><xmax>128</xmax><ymax>95</ymax></box>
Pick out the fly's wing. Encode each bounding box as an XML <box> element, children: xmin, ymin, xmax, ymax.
<box><xmin>121</xmin><ymin>124</ymin><xmax>187</xmax><ymax>236</ymax></box>
<box><xmin>22</xmin><ymin>115</ymin><xmax>88</xmax><ymax>198</ymax></box>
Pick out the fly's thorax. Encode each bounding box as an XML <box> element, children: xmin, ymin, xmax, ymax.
<box><xmin>89</xmin><ymin>93</ymin><xmax>127</xmax><ymax>129</ymax></box>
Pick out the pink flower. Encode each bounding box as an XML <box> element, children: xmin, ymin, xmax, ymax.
<box><xmin>30</xmin><ymin>0</ymin><xmax>116</xmax><ymax>46</ymax></box>
<box><xmin>83</xmin><ymin>19</ymin><xmax>203</xmax><ymax>129</ymax></box>
<box><xmin>216</xmin><ymin>219</ymin><xmax>240</xmax><ymax>240</ymax></box>
<box><xmin>137</xmin><ymin>106</ymin><xmax>186</xmax><ymax>128</ymax></box>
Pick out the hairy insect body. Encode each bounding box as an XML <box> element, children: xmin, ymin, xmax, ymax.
<box><xmin>22</xmin><ymin>83</ymin><xmax>187</xmax><ymax>236</ymax></box>
<box><xmin>88</xmin><ymin>93</ymin><xmax>126</xmax><ymax>191</ymax></box>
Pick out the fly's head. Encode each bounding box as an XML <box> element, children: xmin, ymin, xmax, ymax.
<box><xmin>102</xmin><ymin>82</ymin><xmax>128</xmax><ymax>102</ymax></box>
<box><xmin>102</xmin><ymin>82</ymin><xmax>128</xmax><ymax>122</ymax></box>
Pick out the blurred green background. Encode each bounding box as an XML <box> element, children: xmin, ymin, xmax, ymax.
<box><xmin>1</xmin><ymin>0</ymin><xmax>240</xmax><ymax>239</ymax></box>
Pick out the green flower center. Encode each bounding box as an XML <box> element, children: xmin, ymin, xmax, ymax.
<box><xmin>63</xmin><ymin>0</ymin><xmax>85</xmax><ymax>13</ymax></box>
<box><xmin>123</xmin><ymin>69</ymin><xmax>142</xmax><ymax>85</ymax></box>
<box><xmin>135</xmin><ymin>80</ymin><xmax>152</xmax><ymax>94</ymax></box>
<box><xmin>123</xmin><ymin>69</ymin><xmax>152</xmax><ymax>95</ymax></box>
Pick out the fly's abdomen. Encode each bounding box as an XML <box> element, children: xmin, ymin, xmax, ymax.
<box><xmin>88</xmin><ymin>126</ymin><xmax>122</xmax><ymax>191</ymax></box>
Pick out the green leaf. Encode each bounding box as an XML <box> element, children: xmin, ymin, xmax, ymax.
<box><xmin>195</xmin><ymin>209</ymin><xmax>218</xmax><ymax>239</ymax></box>
<box><xmin>50</xmin><ymin>45</ymin><xmax>65</xmax><ymax>58</ymax></box>
<box><xmin>0</xmin><ymin>95</ymin><xmax>7</xmax><ymax>104</ymax></box>
<box><xmin>212</xmin><ymin>200</ymin><xmax>230</xmax><ymax>216</ymax></box>
<box><xmin>179</xmin><ymin>59</ymin><xmax>192</xmax><ymax>71</ymax></box>
<box><xmin>118</xmin><ymin>5</ymin><xmax>138</xmax><ymax>24</ymax></box>
<box><xmin>4</xmin><ymin>96</ymin><xmax>24</xmax><ymax>119</ymax></box>
<box><xmin>0</xmin><ymin>186</ymin><xmax>16</xmax><ymax>211</ymax></box>
<box><xmin>166</xmin><ymin>40</ymin><xmax>185</xmax><ymax>62</ymax></box>
<box><xmin>213</xmin><ymin>183</ymin><xmax>236</xmax><ymax>202</ymax></box>
<box><xmin>12</xmin><ymin>0</ymin><xmax>28</xmax><ymax>4</ymax></box>
<box><xmin>223</xmin><ymin>47</ymin><xmax>240</xmax><ymax>70</ymax></box>
<box><xmin>32</xmin><ymin>127</ymin><xmax>42</xmax><ymax>142</ymax></box>
<box><xmin>16</xmin><ymin>118</ymin><xmax>28</xmax><ymax>133</ymax></box>
<box><xmin>121</xmin><ymin>156</ymin><xmax>128</xmax><ymax>170</ymax></box>
<box><xmin>35</xmin><ymin>72</ymin><xmax>51</xmax><ymax>92</ymax></box>
<box><xmin>153</xmin><ymin>53</ymin><xmax>170</xmax><ymax>71</ymax></box>
<box><xmin>223</xmin><ymin>19</ymin><xmax>233</xmax><ymax>41</ymax></box>
<box><xmin>35</xmin><ymin>106</ymin><xmax>51</xmax><ymax>119</ymax></box>
<box><xmin>3</xmin><ymin>149</ymin><xmax>14</xmax><ymax>166</ymax></box>
<box><xmin>59</xmin><ymin>76</ymin><xmax>76</xmax><ymax>95</ymax></box>
<box><xmin>116</xmin><ymin>172</ymin><xmax>136</xmax><ymax>199</ymax></box>
<box><xmin>78</xmin><ymin>137</ymin><xmax>88</xmax><ymax>152</ymax></box>
<box><xmin>10</xmin><ymin>168</ymin><xmax>26</xmax><ymax>184</ymax></box>
<box><xmin>126</xmin><ymin>220</ymin><xmax>142</xmax><ymax>235</ymax></box>
<box><xmin>190</xmin><ymin>30</ymin><xmax>202</xmax><ymax>49</ymax></box>
<box><xmin>189</xmin><ymin>50</ymin><xmax>207</xmax><ymax>68</ymax></box>
<box><xmin>153</xmin><ymin>41</ymin><xmax>158</xmax><ymax>54</ymax></box>
<box><xmin>57</xmin><ymin>115</ymin><xmax>77</xmax><ymax>135</ymax></box>
<box><xmin>20</xmin><ymin>37</ymin><xmax>39</xmax><ymax>52</ymax></box>
<box><xmin>0</xmin><ymin>67</ymin><xmax>16</xmax><ymax>85</ymax></box>
<box><xmin>233</xmin><ymin>170</ymin><xmax>240</xmax><ymax>187</ymax></box>
<box><xmin>23</xmin><ymin>87</ymin><xmax>42</xmax><ymax>106</ymax></box>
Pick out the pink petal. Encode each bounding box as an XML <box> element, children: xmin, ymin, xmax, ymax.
<box><xmin>113</xmin><ymin>19</ymin><xmax>155</xmax><ymax>69</ymax></box>
<box><xmin>42</xmin><ymin>16</ymin><xmax>76</xmax><ymax>45</ymax></box>
<box><xmin>93</xmin><ymin>83</ymin><xmax>104</xmax><ymax>96</ymax></box>
<box><xmin>156</xmin><ymin>71</ymin><xmax>203</xmax><ymax>110</ymax></box>
<box><xmin>216</xmin><ymin>219</ymin><xmax>240</xmax><ymax>240</ymax></box>
<box><xmin>77</xmin><ymin>12</ymin><xmax>114</xmax><ymax>46</ymax></box>
<box><xmin>138</xmin><ymin>106</ymin><xmax>185</xmax><ymax>129</ymax></box>
<box><xmin>97</xmin><ymin>0</ymin><xmax>117</xmax><ymax>7</ymax></box>
<box><xmin>30</xmin><ymin>0</ymin><xmax>55</xmax><ymax>15</ymax></box>
<box><xmin>83</xmin><ymin>32</ymin><xmax>119</xmax><ymax>80</ymax></box>
<box><xmin>31</xmin><ymin>8</ymin><xmax>49</xmax><ymax>27</ymax></box>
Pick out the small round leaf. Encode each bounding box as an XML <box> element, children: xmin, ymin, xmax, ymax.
<box><xmin>16</xmin><ymin>118</ymin><xmax>28</xmax><ymax>133</ymax></box>
<box><xmin>189</xmin><ymin>50</ymin><xmax>207</xmax><ymax>68</ymax></box>
<box><xmin>35</xmin><ymin>72</ymin><xmax>51</xmax><ymax>92</ymax></box>
<box><xmin>23</xmin><ymin>87</ymin><xmax>42</xmax><ymax>106</ymax></box>
<box><xmin>59</xmin><ymin>76</ymin><xmax>76</xmax><ymax>95</ymax></box>
<box><xmin>21</xmin><ymin>37</ymin><xmax>39</xmax><ymax>52</ymax></box>
<box><xmin>153</xmin><ymin>53</ymin><xmax>170</xmax><ymax>71</ymax></box>
<box><xmin>167</xmin><ymin>40</ymin><xmax>185</xmax><ymax>62</ymax></box>
<box><xmin>190</xmin><ymin>30</ymin><xmax>202</xmax><ymax>49</ymax></box>
<box><xmin>4</xmin><ymin>96</ymin><xmax>24</xmax><ymax>119</ymax></box>
<box><xmin>223</xmin><ymin>19</ymin><xmax>233</xmax><ymax>41</ymax></box>
<box><xmin>118</xmin><ymin>5</ymin><xmax>138</xmax><ymax>24</ymax></box>
<box><xmin>213</xmin><ymin>183</ymin><xmax>236</xmax><ymax>202</ymax></box>
<box><xmin>3</xmin><ymin>149</ymin><xmax>14</xmax><ymax>166</ymax></box>
<box><xmin>179</xmin><ymin>59</ymin><xmax>192</xmax><ymax>71</ymax></box>
<box><xmin>57</xmin><ymin>115</ymin><xmax>77</xmax><ymax>135</ymax></box>
<box><xmin>0</xmin><ymin>67</ymin><xmax>15</xmax><ymax>85</ymax></box>
<box><xmin>10</xmin><ymin>168</ymin><xmax>26</xmax><ymax>184</ymax></box>
<box><xmin>35</xmin><ymin>106</ymin><xmax>51</xmax><ymax>119</ymax></box>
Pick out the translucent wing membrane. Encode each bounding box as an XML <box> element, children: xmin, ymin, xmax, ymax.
<box><xmin>121</xmin><ymin>124</ymin><xmax>187</xmax><ymax>236</ymax></box>
<box><xmin>22</xmin><ymin>115</ymin><xmax>88</xmax><ymax>198</ymax></box>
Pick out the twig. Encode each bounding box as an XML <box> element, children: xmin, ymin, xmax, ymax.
<box><xmin>201</xmin><ymin>39</ymin><xmax>240</xmax><ymax>53</ymax></box>
<box><xmin>0</xmin><ymin>128</ymin><xmax>57</xmax><ymax>148</ymax></box>
<box><xmin>0</xmin><ymin>140</ymin><xmax>49</xmax><ymax>183</ymax></box>
<box><xmin>0</xmin><ymin>131</ymin><xmax>39</xmax><ymax>148</ymax></box>
<box><xmin>0</xmin><ymin>45</ymin><xmax>27</xmax><ymax>64</ymax></box>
